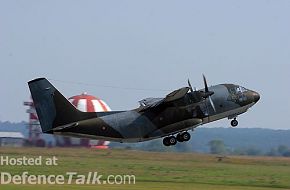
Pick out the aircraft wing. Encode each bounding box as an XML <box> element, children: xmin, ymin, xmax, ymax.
<box><xmin>139</xmin><ymin>87</ymin><xmax>190</xmax><ymax>111</ymax></box>
<box><xmin>163</xmin><ymin>87</ymin><xmax>190</xmax><ymax>102</ymax></box>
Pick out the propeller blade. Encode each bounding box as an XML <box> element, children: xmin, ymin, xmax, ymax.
<box><xmin>209</xmin><ymin>96</ymin><xmax>216</xmax><ymax>112</ymax></box>
<box><xmin>201</xmin><ymin>74</ymin><xmax>215</xmax><ymax>112</ymax></box>
<box><xmin>203</xmin><ymin>74</ymin><xmax>209</xmax><ymax>92</ymax></box>
<box><xmin>188</xmin><ymin>79</ymin><xmax>193</xmax><ymax>92</ymax></box>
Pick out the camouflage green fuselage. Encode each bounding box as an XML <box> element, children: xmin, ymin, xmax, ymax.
<box><xmin>55</xmin><ymin>84</ymin><xmax>259</xmax><ymax>143</ymax></box>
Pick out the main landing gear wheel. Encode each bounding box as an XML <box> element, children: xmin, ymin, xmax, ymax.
<box><xmin>231</xmin><ymin>119</ymin><xmax>238</xmax><ymax>127</ymax></box>
<box><xmin>163</xmin><ymin>132</ymin><xmax>191</xmax><ymax>146</ymax></box>
<box><xmin>168</xmin><ymin>136</ymin><xmax>177</xmax><ymax>145</ymax></box>
<box><xmin>176</xmin><ymin>132</ymin><xmax>191</xmax><ymax>142</ymax></box>
<box><xmin>163</xmin><ymin>136</ymin><xmax>177</xmax><ymax>146</ymax></box>
<box><xmin>176</xmin><ymin>133</ymin><xmax>183</xmax><ymax>142</ymax></box>
<box><xmin>163</xmin><ymin>137</ymin><xmax>170</xmax><ymax>146</ymax></box>
<box><xmin>181</xmin><ymin>132</ymin><xmax>191</xmax><ymax>141</ymax></box>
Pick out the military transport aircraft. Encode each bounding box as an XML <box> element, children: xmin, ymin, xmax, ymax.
<box><xmin>28</xmin><ymin>76</ymin><xmax>260</xmax><ymax>146</ymax></box>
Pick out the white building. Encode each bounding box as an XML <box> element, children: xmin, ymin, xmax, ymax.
<box><xmin>0</xmin><ymin>132</ymin><xmax>25</xmax><ymax>147</ymax></box>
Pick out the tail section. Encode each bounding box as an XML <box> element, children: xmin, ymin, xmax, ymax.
<box><xmin>28</xmin><ymin>78</ymin><xmax>93</xmax><ymax>133</ymax></box>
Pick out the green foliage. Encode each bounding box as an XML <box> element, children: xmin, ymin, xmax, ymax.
<box><xmin>266</xmin><ymin>145</ymin><xmax>290</xmax><ymax>157</ymax></box>
<box><xmin>207</xmin><ymin>139</ymin><xmax>290</xmax><ymax>157</ymax></box>
<box><xmin>208</xmin><ymin>140</ymin><xmax>227</xmax><ymax>154</ymax></box>
<box><xmin>232</xmin><ymin>147</ymin><xmax>262</xmax><ymax>156</ymax></box>
<box><xmin>278</xmin><ymin>145</ymin><xmax>289</xmax><ymax>155</ymax></box>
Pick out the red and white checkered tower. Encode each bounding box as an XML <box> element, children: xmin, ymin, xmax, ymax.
<box><xmin>23</xmin><ymin>98</ymin><xmax>45</xmax><ymax>146</ymax></box>
<box><xmin>55</xmin><ymin>92</ymin><xmax>111</xmax><ymax>149</ymax></box>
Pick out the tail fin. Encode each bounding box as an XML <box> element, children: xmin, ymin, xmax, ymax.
<box><xmin>28</xmin><ymin>78</ymin><xmax>90</xmax><ymax>133</ymax></box>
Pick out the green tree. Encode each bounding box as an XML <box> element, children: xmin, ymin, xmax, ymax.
<box><xmin>266</xmin><ymin>148</ymin><xmax>278</xmax><ymax>156</ymax></box>
<box><xmin>278</xmin><ymin>145</ymin><xmax>289</xmax><ymax>156</ymax></box>
<box><xmin>232</xmin><ymin>148</ymin><xmax>247</xmax><ymax>155</ymax></box>
<box><xmin>245</xmin><ymin>147</ymin><xmax>262</xmax><ymax>156</ymax></box>
<box><xmin>208</xmin><ymin>140</ymin><xmax>227</xmax><ymax>154</ymax></box>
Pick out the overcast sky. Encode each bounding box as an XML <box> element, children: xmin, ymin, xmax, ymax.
<box><xmin>0</xmin><ymin>0</ymin><xmax>289</xmax><ymax>129</ymax></box>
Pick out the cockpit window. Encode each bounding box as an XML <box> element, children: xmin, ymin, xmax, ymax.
<box><xmin>228</xmin><ymin>86</ymin><xmax>248</xmax><ymax>102</ymax></box>
<box><xmin>230</xmin><ymin>86</ymin><xmax>248</xmax><ymax>94</ymax></box>
<box><xmin>239</xmin><ymin>86</ymin><xmax>249</xmax><ymax>92</ymax></box>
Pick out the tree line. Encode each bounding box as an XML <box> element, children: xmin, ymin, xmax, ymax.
<box><xmin>208</xmin><ymin>139</ymin><xmax>290</xmax><ymax>157</ymax></box>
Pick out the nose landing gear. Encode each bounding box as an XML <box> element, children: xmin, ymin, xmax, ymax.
<box><xmin>163</xmin><ymin>132</ymin><xmax>191</xmax><ymax>146</ymax></box>
<box><xmin>231</xmin><ymin>118</ymin><xmax>238</xmax><ymax>127</ymax></box>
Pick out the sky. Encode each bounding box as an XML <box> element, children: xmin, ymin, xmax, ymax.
<box><xmin>0</xmin><ymin>0</ymin><xmax>289</xmax><ymax>129</ymax></box>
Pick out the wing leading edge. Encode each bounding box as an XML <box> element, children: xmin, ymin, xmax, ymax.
<box><xmin>138</xmin><ymin>87</ymin><xmax>190</xmax><ymax>111</ymax></box>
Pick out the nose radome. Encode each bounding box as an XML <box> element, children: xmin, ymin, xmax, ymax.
<box><xmin>253</xmin><ymin>91</ymin><xmax>260</xmax><ymax>103</ymax></box>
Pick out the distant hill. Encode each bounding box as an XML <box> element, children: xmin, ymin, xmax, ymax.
<box><xmin>1</xmin><ymin>121</ymin><xmax>290</xmax><ymax>153</ymax></box>
<box><xmin>190</xmin><ymin>127</ymin><xmax>290</xmax><ymax>153</ymax></box>
<box><xmin>112</xmin><ymin>127</ymin><xmax>290</xmax><ymax>153</ymax></box>
<box><xmin>0</xmin><ymin>121</ymin><xmax>27</xmax><ymax>135</ymax></box>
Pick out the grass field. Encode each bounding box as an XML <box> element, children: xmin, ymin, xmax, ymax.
<box><xmin>0</xmin><ymin>147</ymin><xmax>290</xmax><ymax>190</ymax></box>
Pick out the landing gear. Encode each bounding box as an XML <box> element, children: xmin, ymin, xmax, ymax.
<box><xmin>176</xmin><ymin>133</ymin><xmax>183</xmax><ymax>142</ymax></box>
<box><xmin>163</xmin><ymin>137</ymin><xmax>170</xmax><ymax>146</ymax></box>
<box><xmin>163</xmin><ymin>136</ymin><xmax>177</xmax><ymax>146</ymax></box>
<box><xmin>231</xmin><ymin>118</ymin><xmax>238</xmax><ymax>127</ymax></box>
<box><xmin>163</xmin><ymin>132</ymin><xmax>191</xmax><ymax>146</ymax></box>
<box><xmin>177</xmin><ymin>132</ymin><xmax>191</xmax><ymax>142</ymax></box>
<box><xmin>168</xmin><ymin>136</ymin><xmax>177</xmax><ymax>145</ymax></box>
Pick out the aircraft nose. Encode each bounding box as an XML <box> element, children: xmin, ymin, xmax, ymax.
<box><xmin>252</xmin><ymin>91</ymin><xmax>260</xmax><ymax>103</ymax></box>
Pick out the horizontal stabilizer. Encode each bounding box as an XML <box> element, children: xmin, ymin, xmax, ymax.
<box><xmin>52</xmin><ymin>122</ymin><xmax>79</xmax><ymax>132</ymax></box>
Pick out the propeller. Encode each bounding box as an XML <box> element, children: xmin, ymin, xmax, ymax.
<box><xmin>187</xmin><ymin>75</ymin><xmax>216</xmax><ymax>112</ymax></box>
<box><xmin>203</xmin><ymin>74</ymin><xmax>209</xmax><ymax>92</ymax></box>
<box><xmin>202</xmin><ymin>74</ymin><xmax>216</xmax><ymax>112</ymax></box>
<box><xmin>188</xmin><ymin>79</ymin><xmax>193</xmax><ymax>92</ymax></box>
<box><xmin>208</xmin><ymin>95</ymin><xmax>216</xmax><ymax>112</ymax></box>
<box><xmin>202</xmin><ymin>74</ymin><xmax>214</xmax><ymax>97</ymax></box>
